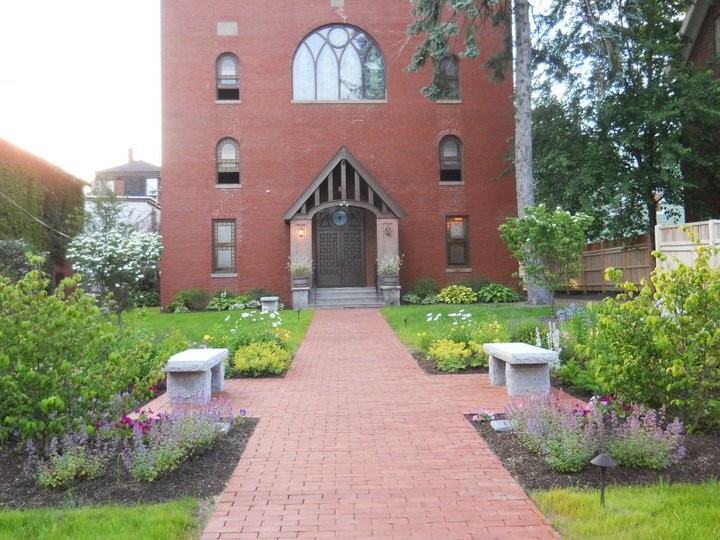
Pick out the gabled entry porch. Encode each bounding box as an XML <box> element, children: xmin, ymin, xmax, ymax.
<box><xmin>284</xmin><ymin>146</ymin><xmax>405</xmax><ymax>309</ymax></box>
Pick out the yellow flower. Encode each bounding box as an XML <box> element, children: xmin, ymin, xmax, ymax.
<box><xmin>203</xmin><ymin>335</ymin><xmax>212</xmax><ymax>342</ymax></box>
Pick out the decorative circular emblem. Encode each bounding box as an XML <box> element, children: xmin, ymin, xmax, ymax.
<box><xmin>327</xmin><ymin>27</ymin><xmax>350</xmax><ymax>48</ymax></box>
<box><xmin>331</xmin><ymin>209</ymin><xmax>349</xmax><ymax>227</ymax></box>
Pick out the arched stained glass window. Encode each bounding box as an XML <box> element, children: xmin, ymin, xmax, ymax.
<box><xmin>216</xmin><ymin>53</ymin><xmax>240</xmax><ymax>101</ymax></box>
<box><xmin>292</xmin><ymin>24</ymin><xmax>386</xmax><ymax>101</ymax></box>
<box><xmin>217</xmin><ymin>138</ymin><xmax>240</xmax><ymax>184</ymax></box>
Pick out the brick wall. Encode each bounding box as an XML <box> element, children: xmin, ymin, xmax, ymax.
<box><xmin>160</xmin><ymin>0</ymin><xmax>518</xmax><ymax>306</ymax></box>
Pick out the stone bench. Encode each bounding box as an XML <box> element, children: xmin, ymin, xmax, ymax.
<box><xmin>482</xmin><ymin>342</ymin><xmax>557</xmax><ymax>396</ymax></box>
<box><xmin>164</xmin><ymin>348</ymin><xmax>227</xmax><ymax>404</ymax></box>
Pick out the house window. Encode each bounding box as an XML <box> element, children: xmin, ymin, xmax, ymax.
<box><xmin>437</xmin><ymin>56</ymin><xmax>460</xmax><ymax>99</ymax></box>
<box><xmin>216</xmin><ymin>138</ymin><xmax>240</xmax><ymax>184</ymax></box>
<box><xmin>216</xmin><ymin>53</ymin><xmax>240</xmax><ymax>101</ymax></box>
<box><xmin>292</xmin><ymin>24</ymin><xmax>385</xmax><ymax>101</ymax></box>
<box><xmin>213</xmin><ymin>220</ymin><xmax>236</xmax><ymax>273</ymax></box>
<box><xmin>439</xmin><ymin>136</ymin><xmax>462</xmax><ymax>182</ymax></box>
<box><xmin>446</xmin><ymin>216</ymin><xmax>469</xmax><ymax>267</ymax></box>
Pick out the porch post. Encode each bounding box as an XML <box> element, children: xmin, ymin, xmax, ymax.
<box><xmin>290</xmin><ymin>218</ymin><xmax>312</xmax><ymax>309</ymax></box>
<box><xmin>376</xmin><ymin>218</ymin><xmax>400</xmax><ymax>306</ymax></box>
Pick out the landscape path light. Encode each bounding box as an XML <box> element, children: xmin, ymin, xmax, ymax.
<box><xmin>590</xmin><ymin>452</ymin><xmax>617</xmax><ymax>508</ymax></box>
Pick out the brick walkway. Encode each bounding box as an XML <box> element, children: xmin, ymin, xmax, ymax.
<box><xmin>200</xmin><ymin>309</ymin><xmax>559</xmax><ymax>539</ymax></box>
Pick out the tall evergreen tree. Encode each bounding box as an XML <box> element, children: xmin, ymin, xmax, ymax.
<box><xmin>407</xmin><ymin>0</ymin><xmax>552</xmax><ymax>304</ymax></box>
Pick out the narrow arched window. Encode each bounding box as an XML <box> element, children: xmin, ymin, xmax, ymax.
<box><xmin>216</xmin><ymin>53</ymin><xmax>240</xmax><ymax>101</ymax></box>
<box><xmin>216</xmin><ymin>138</ymin><xmax>240</xmax><ymax>184</ymax></box>
<box><xmin>439</xmin><ymin>136</ymin><xmax>462</xmax><ymax>182</ymax></box>
<box><xmin>437</xmin><ymin>56</ymin><xmax>460</xmax><ymax>99</ymax></box>
<box><xmin>292</xmin><ymin>24</ymin><xmax>385</xmax><ymax>101</ymax></box>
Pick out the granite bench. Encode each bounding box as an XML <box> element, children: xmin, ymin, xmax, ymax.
<box><xmin>482</xmin><ymin>342</ymin><xmax>557</xmax><ymax>396</ymax></box>
<box><xmin>164</xmin><ymin>348</ymin><xmax>227</xmax><ymax>404</ymax></box>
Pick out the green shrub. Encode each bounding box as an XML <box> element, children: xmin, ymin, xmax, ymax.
<box><xmin>402</xmin><ymin>293</ymin><xmax>422</xmax><ymax>304</ymax></box>
<box><xmin>421</xmin><ymin>294</ymin><xmax>440</xmax><ymax>305</ymax></box>
<box><xmin>583</xmin><ymin>245</ymin><xmax>720</xmax><ymax>432</ymax></box>
<box><xmin>31</xmin><ymin>430</ymin><xmax>107</xmax><ymax>489</ymax></box>
<box><xmin>169</xmin><ymin>289</ymin><xmax>210</xmax><ymax>311</ymax></box>
<box><xmin>244</xmin><ymin>288</ymin><xmax>276</xmax><ymax>302</ymax></box>
<box><xmin>234</xmin><ymin>342</ymin><xmax>292</xmax><ymax>376</ymax></box>
<box><xmin>454</xmin><ymin>276</ymin><xmax>491</xmax><ymax>293</ymax></box>
<box><xmin>132</xmin><ymin>291</ymin><xmax>160</xmax><ymax>308</ymax></box>
<box><xmin>428</xmin><ymin>339</ymin><xmax>471</xmax><ymax>372</ymax></box>
<box><xmin>0</xmin><ymin>261</ymin><xmax>123</xmax><ymax>447</ymax></box>
<box><xmin>477</xmin><ymin>283</ymin><xmax>523</xmax><ymax>303</ymax></box>
<box><xmin>0</xmin><ymin>259</ymin><xmax>187</xmax><ymax>449</ymax></box>
<box><xmin>207</xmin><ymin>289</ymin><xmax>239</xmax><ymax>311</ymax></box>
<box><xmin>511</xmin><ymin>321</ymin><xmax>543</xmax><ymax>345</ymax></box>
<box><xmin>438</xmin><ymin>284</ymin><xmax>477</xmax><ymax>304</ymax></box>
<box><xmin>412</xmin><ymin>277</ymin><xmax>440</xmax><ymax>298</ymax></box>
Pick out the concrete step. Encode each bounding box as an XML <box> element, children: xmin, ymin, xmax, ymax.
<box><xmin>311</xmin><ymin>287</ymin><xmax>383</xmax><ymax>309</ymax></box>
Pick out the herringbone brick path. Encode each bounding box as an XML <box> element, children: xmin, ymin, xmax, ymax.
<box><xmin>200</xmin><ymin>309</ymin><xmax>559</xmax><ymax>539</ymax></box>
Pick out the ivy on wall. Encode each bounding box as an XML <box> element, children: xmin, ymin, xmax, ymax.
<box><xmin>0</xmin><ymin>141</ymin><xmax>85</xmax><ymax>264</ymax></box>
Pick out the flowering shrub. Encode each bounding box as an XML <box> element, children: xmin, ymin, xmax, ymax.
<box><xmin>438</xmin><ymin>284</ymin><xmax>477</xmax><ymax>304</ymax></box>
<box><xmin>234</xmin><ymin>342</ymin><xmax>292</xmax><ymax>376</ymax></box>
<box><xmin>67</xmin><ymin>231</ymin><xmax>162</xmax><ymax>319</ymax></box>
<box><xmin>582</xmin><ymin>242</ymin><xmax>720</xmax><ymax>431</ymax></box>
<box><xmin>208</xmin><ymin>311</ymin><xmax>289</xmax><ymax>358</ymax></box>
<box><xmin>471</xmin><ymin>409</ymin><xmax>497</xmax><ymax>423</ymax></box>
<box><xmin>507</xmin><ymin>394</ymin><xmax>686</xmax><ymax>472</ymax></box>
<box><xmin>606</xmin><ymin>406</ymin><xmax>686</xmax><ymax>469</ymax></box>
<box><xmin>27</xmin><ymin>430</ymin><xmax>109</xmax><ymax>489</ymax></box>
<box><xmin>507</xmin><ymin>394</ymin><xmax>603</xmax><ymax>472</ymax></box>
<box><xmin>121</xmin><ymin>400</ymin><xmax>239</xmax><ymax>482</ymax></box>
<box><xmin>421</xmin><ymin>312</ymin><xmax>509</xmax><ymax>371</ymax></box>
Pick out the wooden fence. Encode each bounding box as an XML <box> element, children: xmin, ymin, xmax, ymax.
<box><xmin>655</xmin><ymin>220</ymin><xmax>720</xmax><ymax>270</ymax></box>
<box><xmin>575</xmin><ymin>235</ymin><xmax>652</xmax><ymax>292</ymax></box>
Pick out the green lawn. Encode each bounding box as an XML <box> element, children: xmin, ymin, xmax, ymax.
<box><xmin>125</xmin><ymin>307</ymin><xmax>314</xmax><ymax>353</ymax></box>
<box><xmin>0</xmin><ymin>498</ymin><xmax>202</xmax><ymax>540</ymax></box>
<box><xmin>381</xmin><ymin>303</ymin><xmax>553</xmax><ymax>350</ymax></box>
<box><xmin>532</xmin><ymin>481</ymin><xmax>720</xmax><ymax>540</ymax></box>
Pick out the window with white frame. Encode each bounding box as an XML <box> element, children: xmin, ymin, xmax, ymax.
<box><xmin>292</xmin><ymin>24</ymin><xmax>385</xmax><ymax>101</ymax></box>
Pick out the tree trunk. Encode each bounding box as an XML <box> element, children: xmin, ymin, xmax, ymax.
<box><xmin>514</xmin><ymin>0</ymin><xmax>552</xmax><ymax>305</ymax></box>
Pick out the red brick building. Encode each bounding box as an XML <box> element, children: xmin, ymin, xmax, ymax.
<box><xmin>681</xmin><ymin>0</ymin><xmax>720</xmax><ymax>221</ymax></box>
<box><xmin>160</xmin><ymin>0</ymin><xmax>518</xmax><ymax>308</ymax></box>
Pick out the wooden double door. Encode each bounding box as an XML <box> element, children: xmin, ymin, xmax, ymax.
<box><xmin>315</xmin><ymin>207</ymin><xmax>365</xmax><ymax>288</ymax></box>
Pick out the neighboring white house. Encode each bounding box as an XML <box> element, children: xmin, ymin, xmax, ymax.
<box><xmin>86</xmin><ymin>149</ymin><xmax>161</xmax><ymax>233</ymax></box>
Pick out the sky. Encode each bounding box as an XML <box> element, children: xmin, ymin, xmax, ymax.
<box><xmin>0</xmin><ymin>1</ymin><xmax>161</xmax><ymax>184</ymax></box>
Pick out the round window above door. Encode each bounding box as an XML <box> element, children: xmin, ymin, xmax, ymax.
<box><xmin>331</xmin><ymin>209</ymin><xmax>349</xmax><ymax>227</ymax></box>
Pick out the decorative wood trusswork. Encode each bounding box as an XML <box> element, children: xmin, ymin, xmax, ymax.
<box><xmin>283</xmin><ymin>146</ymin><xmax>405</xmax><ymax>221</ymax></box>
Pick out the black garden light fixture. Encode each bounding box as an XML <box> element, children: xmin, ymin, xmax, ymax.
<box><xmin>590</xmin><ymin>452</ymin><xmax>617</xmax><ymax>507</ymax></box>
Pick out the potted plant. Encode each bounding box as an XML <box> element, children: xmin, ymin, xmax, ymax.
<box><xmin>287</xmin><ymin>255</ymin><xmax>313</xmax><ymax>288</ymax></box>
<box><xmin>377</xmin><ymin>254</ymin><xmax>403</xmax><ymax>286</ymax></box>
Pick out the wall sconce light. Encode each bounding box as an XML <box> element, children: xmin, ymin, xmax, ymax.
<box><xmin>298</xmin><ymin>225</ymin><xmax>305</xmax><ymax>238</ymax></box>
<box><xmin>384</xmin><ymin>224</ymin><xmax>392</xmax><ymax>237</ymax></box>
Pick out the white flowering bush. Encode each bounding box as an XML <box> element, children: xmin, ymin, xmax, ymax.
<box><xmin>67</xmin><ymin>231</ymin><xmax>162</xmax><ymax>320</ymax></box>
